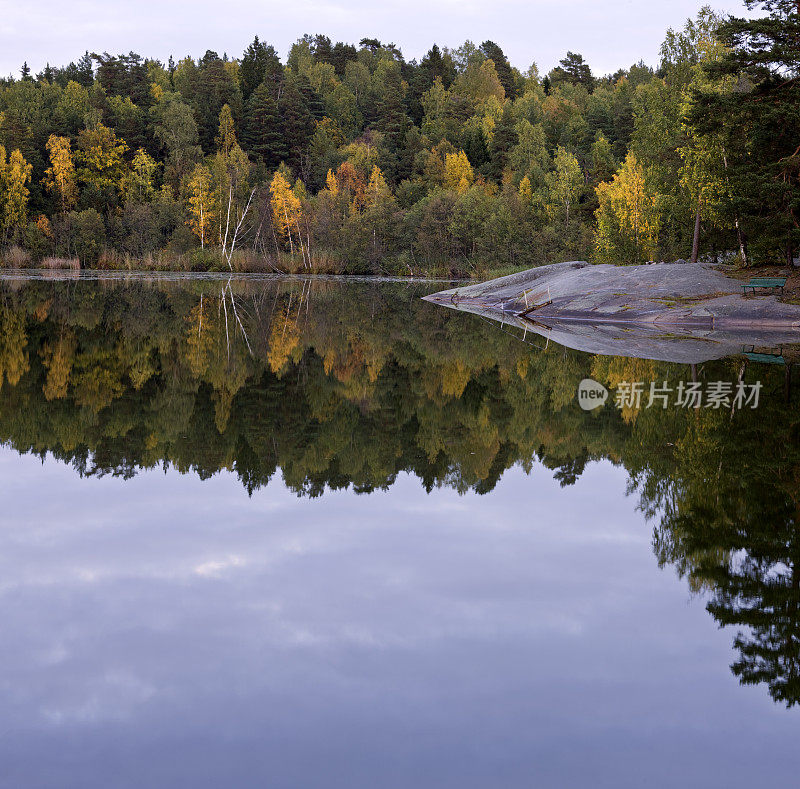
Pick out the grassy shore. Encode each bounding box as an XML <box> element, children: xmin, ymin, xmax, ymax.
<box><xmin>0</xmin><ymin>244</ymin><xmax>510</xmax><ymax>279</ymax></box>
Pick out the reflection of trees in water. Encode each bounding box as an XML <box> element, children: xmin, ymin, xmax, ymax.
<box><xmin>0</xmin><ymin>277</ymin><xmax>799</xmax><ymax>705</ymax></box>
<box><xmin>646</xmin><ymin>405</ymin><xmax>800</xmax><ymax>707</ymax></box>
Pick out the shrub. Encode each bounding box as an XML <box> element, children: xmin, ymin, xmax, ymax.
<box><xmin>66</xmin><ymin>209</ymin><xmax>106</xmax><ymax>266</ymax></box>
<box><xmin>0</xmin><ymin>245</ymin><xmax>31</xmax><ymax>267</ymax></box>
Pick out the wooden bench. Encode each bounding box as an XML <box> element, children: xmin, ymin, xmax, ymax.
<box><xmin>741</xmin><ymin>276</ymin><xmax>786</xmax><ymax>295</ymax></box>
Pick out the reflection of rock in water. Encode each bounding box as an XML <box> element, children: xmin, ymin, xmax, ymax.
<box><xmin>424</xmin><ymin>261</ymin><xmax>800</xmax><ymax>363</ymax></box>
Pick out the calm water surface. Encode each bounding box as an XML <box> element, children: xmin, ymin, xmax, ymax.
<box><xmin>0</xmin><ymin>274</ymin><xmax>797</xmax><ymax>787</ymax></box>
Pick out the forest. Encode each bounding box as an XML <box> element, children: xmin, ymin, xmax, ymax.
<box><xmin>0</xmin><ymin>0</ymin><xmax>798</xmax><ymax>275</ymax></box>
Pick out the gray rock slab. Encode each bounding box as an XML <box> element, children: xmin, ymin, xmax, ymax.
<box><xmin>423</xmin><ymin>261</ymin><xmax>800</xmax><ymax>363</ymax></box>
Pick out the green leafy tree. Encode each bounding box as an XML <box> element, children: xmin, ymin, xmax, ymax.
<box><xmin>545</xmin><ymin>146</ymin><xmax>583</xmax><ymax>227</ymax></box>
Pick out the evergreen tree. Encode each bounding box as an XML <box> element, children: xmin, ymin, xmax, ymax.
<box><xmin>550</xmin><ymin>51</ymin><xmax>595</xmax><ymax>92</ymax></box>
<box><xmin>239</xmin><ymin>37</ymin><xmax>282</xmax><ymax>103</ymax></box>
<box><xmin>297</xmin><ymin>75</ymin><xmax>326</xmax><ymax>120</ymax></box>
<box><xmin>688</xmin><ymin>0</ymin><xmax>800</xmax><ymax>264</ymax></box>
<box><xmin>53</xmin><ymin>51</ymin><xmax>94</xmax><ymax>88</ymax></box>
<box><xmin>374</xmin><ymin>69</ymin><xmax>412</xmax><ymax>181</ymax></box>
<box><xmin>488</xmin><ymin>103</ymin><xmax>518</xmax><ymax>179</ymax></box>
<box><xmin>480</xmin><ymin>41</ymin><xmax>516</xmax><ymax>98</ymax></box>
<box><xmin>278</xmin><ymin>75</ymin><xmax>315</xmax><ymax>172</ymax></box>
<box><xmin>193</xmin><ymin>51</ymin><xmax>242</xmax><ymax>152</ymax></box>
<box><xmin>330</xmin><ymin>42</ymin><xmax>358</xmax><ymax>76</ymax></box>
<box><xmin>311</xmin><ymin>34</ymin><xmax>334</xmax><ymax>64</ymax></box>
<box><xmin>421</xmin><ymin>44</ymin><xmax>456</xmax><ymax>89</ymax></box>
<box><xmin>408</xmin><ymin>44</ymin><xmax>457</xmax><ymax>124</ymax></box>
<box><xmin>243</xmin><ymin>81</ymin><xmax>287</xmax><ymax>168</ymax></box>
<box><xmin>92</xmin><ymin>52</ymin><xmax>151</xmax><ymax>106</ymax></box>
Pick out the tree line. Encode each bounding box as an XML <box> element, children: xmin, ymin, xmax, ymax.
<box><xmin>0</xmin><ymin>0</ymin><xmax>798</xmax><ymax>274</ymax></box>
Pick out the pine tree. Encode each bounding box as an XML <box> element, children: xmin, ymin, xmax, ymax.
<box><xmin>550</xmin><ymin>52</ymin><xmax>595</xmax><ymax>93</ymax></box>
<box><xmin>311</xmin><ymin>35</ymin><xmax>334</xmax><ymax>65</ymax></box>
<box><xmin>243</xmin><ymin>82</ymin><xmax>287</xmax><ymax>167</ymax></box>
<box><xmin>278</xmin><ymin>76</ymin><xmax>315</xmax><ymax>172</ymax></box>
<box><xmin>239</xmin><ymin>37</ymin><xmax>282</xmax><ymax>102</ymax></box>
<box><xmin>488</xmin><ymin>103</ymin><xmax>518</xmax><ymax>180</ymax></box>
<box><xmin>688</xmin><ymin>0</ymin><xmax>800</xmax><ymax>264</ymax></box>
<box><xmin>374</xmin><ymin>69</ymin><xmax>412</xmax><ymax>181</ymax></box>
<box><xmin>480</xmin><ymin>41</ymin><xmax>516</xmax><ymax>98</ymax></box>
<box><xmin>330</xmin><ymin>42</ymin><xmax>358</xmax><ymax>76</ymax></box>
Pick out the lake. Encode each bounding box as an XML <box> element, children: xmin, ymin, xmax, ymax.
<box><xmin>0</xmin><ymin>272</ymin><xmax>797</xmax><ymax>788</ymax></box>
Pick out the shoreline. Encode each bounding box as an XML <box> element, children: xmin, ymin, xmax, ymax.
<box><xmin>0</xmin><ymin>267</ymin><xmax>467</xmax><ymax>284</ymax></box>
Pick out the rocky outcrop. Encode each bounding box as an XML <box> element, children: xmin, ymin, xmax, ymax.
<box><xmin>423</xmin><ymin>261</ymin><xmax>800</xmax><ymax>363</ymax></box>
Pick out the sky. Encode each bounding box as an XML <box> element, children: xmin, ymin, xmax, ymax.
<box><xmin>0</xmin><ymin>448</ymin><xmax>797</xmax><ymax>787</ymax></box>
<box><xmin>1</xmin><ymin>0</ymin><xmax>751</xmax><ymax>79</ymax></box>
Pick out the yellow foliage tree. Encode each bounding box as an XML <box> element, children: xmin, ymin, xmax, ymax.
<box><xmin>211</xmin><ymin>142</ymin><xmax>250</xmax><ymax>250</ymax></box>
<box><xmin>595</xmin><ymin>153</ymin><xmax>661</xmax><ymax>264</ymax></box>
<box><xmin>267</xmin><ymin>298</ymin><xmax>301</xmax><ymax>373</ymax></box>
<box><xmin>333</xmin><ymin>160</ymin><xmax>367</xmax><ymax>213</ymax></box>
<box><xmin>0</xmin><ymin>306</ymin><xmax>29</xmax><ymax>388</ymax></box>
<box><xmin>71</xmin><ymin>349</ymin><xmax>125</xmax><ymax>412</ymax></box>
<box><xmin>443</xmin><ymin>151</ymin><xmax>474</xmax><ymax>194</ymax></box>
<box><xmin>325</xmin><ymin>168</ymin><xmax>338</xmax><ymax>195</ymax></box>
<box><xmin>518</xmin><ymin>175</ymin><xmax>534</xmax><ymax>203</ymax></box>
<box><xmin>186</xmin><ymin>164</ymin><xmax>215</xmax><ymax>248</ymax></box>
<box><xmin>186</xmin><ymin>296</ymin><xmax>215</xmax><ymax>377</ymax></box>
<box><xmin>0</xmin><ymin>146</ymin><xmax>32</xmax><ymax>241</ymax></box>
<box><xmin>365</xmin><ymin>165</ymin><xmax>393</xmax><ymax>208</ymax></box>
<box><xmin>270</xmin><ymin>170</ymin><xmax>303</xmax><ymax>255</ymax></box>
<box><xmin>44</xmin><ymin>135</ymin><xmax>78</xmax><ymax>212</ymax></box>
<box><xmin>479</xmin><ymin>95</ymin><xmax>504</xmax><ymax>143</ymax></box>
<box><xmin>40</xmin><ymin>332</ymin><xmax>76</xmax><ymax>401</ymax></box>
<box><xmin>75</xmin><ymin>123</ymin><xmax>128</xmax><ymax>198</ymax></box>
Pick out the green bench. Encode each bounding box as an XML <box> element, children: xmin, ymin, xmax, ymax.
<box><xmin>741</xmin><ymin>276</ymin><xmax>787</xmax><ymax>295</ymax></box>
<box><xmin>742</xmin><ymin>345</ymin><xmax>785</xmax><ymax>365</ymax></box>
